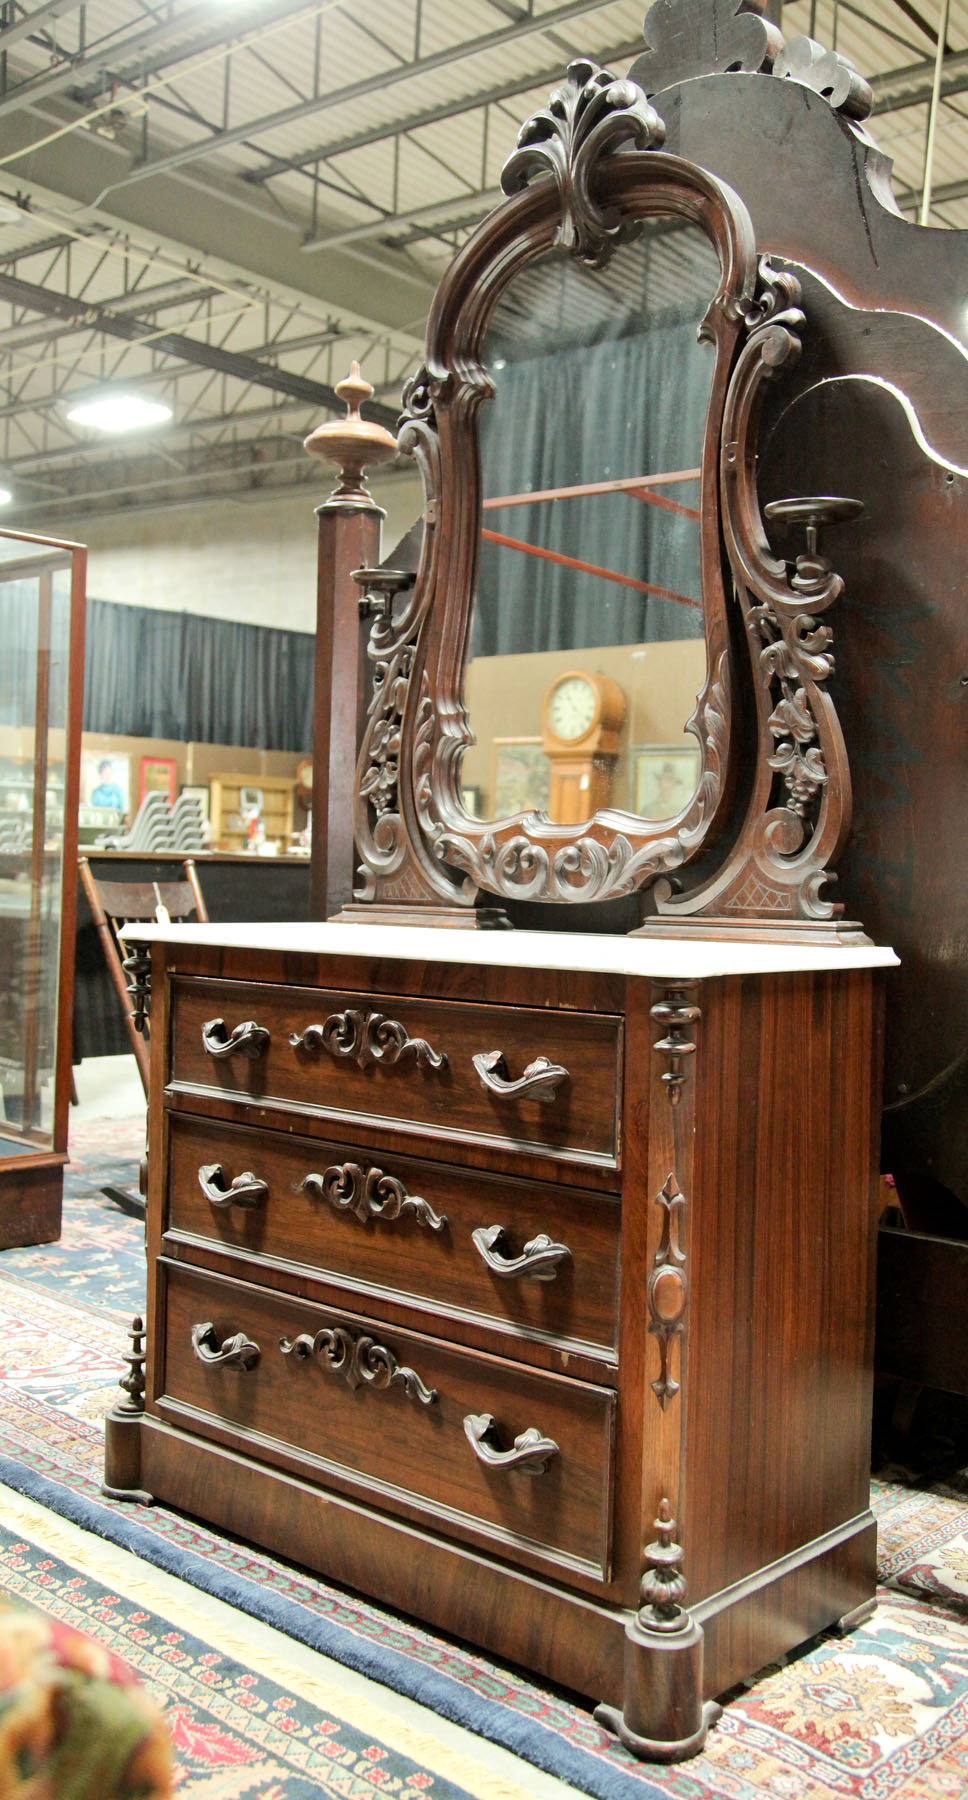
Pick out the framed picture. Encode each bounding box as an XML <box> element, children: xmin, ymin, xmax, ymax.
<box><xmin>461</xmin><ymin>784</ymin><xmax>482</xmax><ymax>818</ymax></box>
<box><xmin>80</xmin><ymin>750</ymin><xmax>131</xmax><ymax>815</ymax></box>
<box><xmin>179</xmin><ymin>783</ymin><xmax>210</xmax><ymax>821</ymax></box>
<box><xmin>633</xmin><ymin>743</ymin><xmax>702</xmax><ymax>818</ymax></box>
<box><xmin>139</xmin><ymin>756</ymin><xmax>177</xmax><ymax>805</ymax></box>
<box><xmin>491</xmin><ymin>737</ymin><xmax>551</xmax><ymax>818</ymax></box>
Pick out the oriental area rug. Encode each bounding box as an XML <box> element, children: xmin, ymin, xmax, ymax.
<box><xmin>0</xmin><ymin>1115</ymin><xmax>965</xmax><ymax>1800</ymax></box>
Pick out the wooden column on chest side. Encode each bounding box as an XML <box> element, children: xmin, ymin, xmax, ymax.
<box><xmin>678</xmin><ymin>971</ymin><xmax>881</xmax><ymax>1692</ymax></box>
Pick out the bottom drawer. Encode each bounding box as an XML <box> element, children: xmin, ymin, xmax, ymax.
<box><xmin>157</xmin><ymin>1262</ymin><xmax>616</xmax><ymax>1582</ymax></box>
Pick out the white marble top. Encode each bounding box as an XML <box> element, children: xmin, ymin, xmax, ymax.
<box><xmin>121</xmin><ymin>918</ymin><xmax>898</xmax><ymax>979</ymax></box>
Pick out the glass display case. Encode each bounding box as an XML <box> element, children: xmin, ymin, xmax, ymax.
<box><xmin>0</xmin><ymin>528</ymin><xmax>86</xmax><ymax>1245</ymax></box>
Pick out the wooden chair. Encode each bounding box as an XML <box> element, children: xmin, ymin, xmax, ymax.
<box><xmin>77</xmin><ymin>857</ymin><xmax>209</xmax><ymax>1217</ymax></box>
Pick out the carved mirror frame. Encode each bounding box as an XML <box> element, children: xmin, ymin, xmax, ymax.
<box><xmin>350</xmin><ymin>60</ymin><xmax>858</xmax><ymax>935</ymax></box>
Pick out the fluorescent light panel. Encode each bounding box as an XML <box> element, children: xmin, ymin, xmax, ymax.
<box><xmin>66</xmin><ymin>392</ymin><xmax>172</xmax><ymax>432</ymax></box>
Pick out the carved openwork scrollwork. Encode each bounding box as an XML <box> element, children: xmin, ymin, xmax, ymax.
<box><xmin>347</xmin><ymin>45</ymin><xmax>861</xmax><ymax>935</ymax></box>
<box><xmin>655</xmin><ymin>261</ymin><xmax>864</xmax><ymax>932</ymax></box>
<box><xmin>301</xmin><ymin>1162</ymin><xmax>447</xmax><ymax>1232</ymax></box>
<box><xmin>290</xmin><ymin>1010</ymin><xmax>447</xmax><ymax>1072</ymax></box>
<box><xmin>279</xmin><ymin>1324</ymin><xmax>438</xmax><ymax>1406</ymax></box>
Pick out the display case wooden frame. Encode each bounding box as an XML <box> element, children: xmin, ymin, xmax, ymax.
<box><xmin>0</xmin><ymin>527</ymin><xmax>86</xmax><ymax>1247</ymax></box>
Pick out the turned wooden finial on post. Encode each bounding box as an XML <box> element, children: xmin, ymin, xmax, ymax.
<box><xmin>305</xmin><ymin>362</ymin><xmax>400</xmax><ymax>921</ymax></box>
<box><xmin>304</xmin><ymin>361</ymin><xmax>398</xmax><ymax>506</ymax></box>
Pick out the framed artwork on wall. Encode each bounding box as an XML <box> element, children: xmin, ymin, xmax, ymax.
<box><xmin>139</xmin><ymin>756</ymin><xmax>176</xmax><ymax>805</ymax></box>
<box><xmin>80</xmin><ymin>750</ymin><xmax>131</xmax><ymax>815</ymax></box>
<box><xmin>633</xmin><ymin>743</ymin><xmax>702</xmax><ymax>818</ymax></box>
<box><xmin>490</xmin><ymin>737</ymin><xmax>551</xmax><ymax>818</ymax></box>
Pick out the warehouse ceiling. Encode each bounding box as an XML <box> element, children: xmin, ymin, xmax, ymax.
<box><xmin>0</xmin><ymin>0</ymin><xmax>961</xmax><ymax>523</ymax></box>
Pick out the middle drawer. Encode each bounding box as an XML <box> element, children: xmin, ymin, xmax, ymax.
<box><xmin>166</xmin><ymin>1115</ymin><xmax>620</xmax><ymax>1358</ymax></box>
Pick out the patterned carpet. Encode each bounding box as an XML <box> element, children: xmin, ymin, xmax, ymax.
<box><xmin>0</xmin><ymin>1114</ymin><xmax>965</xmax><ymax>1798</ymax></box>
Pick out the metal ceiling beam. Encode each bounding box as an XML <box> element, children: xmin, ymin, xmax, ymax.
<box><xmin>0</xmin><ymin>267</ymin><xmax>400</xmax><ymax>423</ymax></box>
<box><xmin>302</xmin><ymin>186</ymin><xmax>505</xmax><ymax>254</ymax></box>
<box><xmin>86</xmin><ymin>0</ymin><xmax>624</xmax><ymax>198</ymax></box>
<box><xmin>0</xmin><ymin>0</ymin><xmax>323</xmax><ymax>117</ymax></box>
<box><xmin>0</xmin><ymin>0</ymin><xmax>86</xmax><ymax>55</ymax></box>
<box><xmin>247</xmin><ymin>35</ymin><xmax>645</xmax><ymax>185</ymax></box>
<box><xmin>871</xmin><ymin>46</ymin><xmax>968</xmax><ymax>113</ymax></box>
<box><xmin>0</xmin><ymin>107</ymin><xmax>435</xmax><ymax>338</ymax></box>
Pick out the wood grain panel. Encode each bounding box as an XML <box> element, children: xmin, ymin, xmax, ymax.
<box><xmin>169</xmin><ymin>976</ymin><xmax>622</xmax><ymax>1164</ymax></box>
<box><xmin>165</xmin><ymin>1114</ymin><xmax>620</xmax><ymax>1357</ymax></box>
<box><xmin>158</xmin><ymin>1261</ymin><xmax>617</xmax><ymax>1580</ymax></box>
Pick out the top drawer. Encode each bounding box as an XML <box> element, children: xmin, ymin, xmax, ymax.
<box><xmin>169</xmin><ymin>977</ymin><xmax>622</xmax><ymax>1167</ymax></box>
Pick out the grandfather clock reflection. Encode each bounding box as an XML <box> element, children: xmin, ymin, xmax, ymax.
<box><xmin>540</xmin><ymin>670</ymin><xmax>625</xmax><ymax>824</ymax></box>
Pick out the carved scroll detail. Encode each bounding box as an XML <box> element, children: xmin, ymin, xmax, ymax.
<box><xmin>279</xmin><ymin>1325</ymin><xmax>438</xmax><ymax>1406</ymax></box>
<box><xmin>290</xmin><ymin>1010</ymin><xmax>447</xmax><ymax>1072</ymax></box>
<box><xmin>647</xmin><ymin>1175</ymin><xmax>687</xmax><ymax>1409</ymax></box>
<box><xmin>629</xmin><ymin>0</ymin><xmax>783</xmax><ymax>96</ymax></box>
<box><xmin>773</xmin><ymin>35</ymin><xmax>873</xmax><ymax>120</ymax></box>
<box><xmin>301</xmin><ymin>1162</ymin><xmax>447</xmax><ymax>1232</ymax></box>
<box><xmin>502</xmin><ymin>58</ymin><xmax>665</xmax><ymax>267</ymax></box>
<box><xmin>651</xmin><ymin>989</ymin><xmax>700</xmax><ymax>1106</ymax></box>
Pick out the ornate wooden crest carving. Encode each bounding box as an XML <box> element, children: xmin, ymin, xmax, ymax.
<box><xmin>348</xmin><ymin>26</ymin><xmax>865</xmax><ymax>936</ymax></box>
<box><xmin>629</xmin><ymin>0</ymin><xmax>783</xmax><ymax>95</ymax></box>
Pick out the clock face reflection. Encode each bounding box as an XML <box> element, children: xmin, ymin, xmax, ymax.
<box><xmin>548</xmin><ymin>675</ymin><xmax>597</xmax><ymax>742</ymax></box>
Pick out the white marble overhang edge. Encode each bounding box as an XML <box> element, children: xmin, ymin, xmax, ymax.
<box><xmin>119</xmin><ymin>919</ymin><xmax>899</xmax><ymax>980</ymax></box>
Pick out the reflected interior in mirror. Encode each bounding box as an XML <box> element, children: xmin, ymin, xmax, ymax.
<box><xmin>460</xmin><ymin>221</ymin><xmax>719</xmax><ymax>825</ymax></box>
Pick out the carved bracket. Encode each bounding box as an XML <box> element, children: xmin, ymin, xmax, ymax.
<box><xmin>279</xmin><ymin>1324</ymin><xmax>438</xmax><ymax>1406</ymax></box>
<box><xmin>301</xmin><ymin>1162</ymin><xmax>448</xmax><ymax>1232</ymax></box>
<box><xmin>290</xmin><ymin>1010</ymin><xmax>447</xmax><ymax>1072</ymax></box>
<box><xmin>647</xmin><ymin>1175</ymin><xmax>687</xmax><ymax>1408</ymax></box>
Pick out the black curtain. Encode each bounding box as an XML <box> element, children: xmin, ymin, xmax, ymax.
<box><xmin>80</xmin><ymin>598</ymin><xmax>314</xmax><ymax>750</ymax></box>
<box><xmin>473</xmin><ymin>318</ymin><xmax>709</xmax><ymax>657</ymax></box>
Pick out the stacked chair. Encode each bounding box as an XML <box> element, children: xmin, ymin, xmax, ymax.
<box><xmin>96</xmin><ymin>789</ymin><xmax>206</xmax><ymax>854</ymax></box>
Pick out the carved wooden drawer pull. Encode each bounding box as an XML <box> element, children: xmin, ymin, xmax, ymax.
<box><xmin>191</xmin><ymin>1320</ymin><xmax>260</xmax><ymax>1370</ymax></box>
<box><xmin>201</xmin><ymin>1017</ymin><xmax>270</xmax><ymax>1060</ymax></box>
<box><xmin>289</xmin><ymin>1010</ymin><xmax>446</xmax><ymax>1071</ymax></box>
<box><xmin>472</xmin><ymin>1050</ymin><xmax>569</xmax><ymax>1102</ymax></box>
<box><xmin>279</xmin><ymin>1324</ymin><xmax>438</xmax><ymax>1406</ymax></box>
<box><xmin>471</xmin><ymin>1224</ymin><xmax>571</xmax><ymax>1281</ymax></box>
<box><xmin>197</xmin><ymin>1163</ymin><xmax>268</xmax><ymax>1210</ymax></box>
<box><xmin>463</xmin><ymin>1412</ymin><xmax>560</xmax><ymax>1474</ymax></box>
<box><xmin>301</xmin><ymin>1163</ymin><xmax>447</xmax><ymax>1232</ymax></box>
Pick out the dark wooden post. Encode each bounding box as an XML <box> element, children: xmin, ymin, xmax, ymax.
<box><xmin>304</xmin><ymin>363</ymin><xmax>397</xmax><ymax>920</ymax></box>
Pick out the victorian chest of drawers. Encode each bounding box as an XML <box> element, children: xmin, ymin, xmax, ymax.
<box><xmin>108</xmin><ymin>921</ymin><xmax>895</xmax><ymax>1760</ymax></box>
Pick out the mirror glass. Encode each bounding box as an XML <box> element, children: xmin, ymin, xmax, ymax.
<box><xmin>460</xmin><ymin>220</ymin><xmax>719</xmax><ymax>827</ymax></box>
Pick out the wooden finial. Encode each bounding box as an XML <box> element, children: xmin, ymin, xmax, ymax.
<box><xmin>304</xmin><ymin>361</ymin><xmax>398</xmax><ymax>504</ymax></box>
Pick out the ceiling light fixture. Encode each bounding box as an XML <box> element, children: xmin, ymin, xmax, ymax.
<box><xmin>65</xmin><ymin>392</ymin><xmax>173</xmax><ymax>433</ymax></box>
<box><xmin>0</xmin><ymin>488</ymin><xmax>13</xmax><ymax>506</ymax></box>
